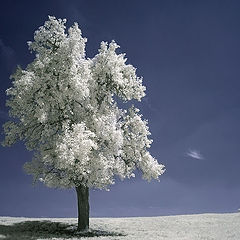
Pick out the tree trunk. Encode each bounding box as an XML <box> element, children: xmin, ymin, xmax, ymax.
<box><xmin>76</xmin><ymin>184</ymin><xmax>89</xmax><ymax>231</ymax></box>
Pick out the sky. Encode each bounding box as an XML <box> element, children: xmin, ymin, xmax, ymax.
<box><xmin>0</xmin><ymin>0</ymin><xmax>240</xmax><ymax>218</ymax></box>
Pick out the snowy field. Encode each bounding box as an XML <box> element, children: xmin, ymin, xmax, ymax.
<box><xmin>0</xmin><ymin>213</ymin><xmax>239</xmax><ymax>240</ymax></box>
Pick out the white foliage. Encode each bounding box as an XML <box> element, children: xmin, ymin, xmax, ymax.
<box><xmin>2</xmin><ymin>16</ymin><xmax>165</xmax><ymax>189</ymax></box>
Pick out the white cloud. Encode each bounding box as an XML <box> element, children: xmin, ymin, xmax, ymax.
<box><xmin>186</xmin><ymin>149</ymin><xmax>204</xmax><ymax>160</ymax></box>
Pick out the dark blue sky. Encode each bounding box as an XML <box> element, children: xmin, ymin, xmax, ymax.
<box><xmin>1</xmin><ymin>0</ymin><xmax>240</xmax><ymax>217</ymax></box>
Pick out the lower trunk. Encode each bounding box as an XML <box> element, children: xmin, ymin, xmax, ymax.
<box><xmin>76</xmin><ymin>184</ymin><xmax>89</xmax><ymax>231</ymax></box>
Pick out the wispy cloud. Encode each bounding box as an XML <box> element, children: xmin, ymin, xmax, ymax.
<box><xmin>186</xmin><ymin>149</ymin><xmax>204</xmax><ymax>160</ymax></box>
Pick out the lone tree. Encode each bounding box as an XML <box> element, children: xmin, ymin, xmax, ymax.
<box><xmin>2</xmin><ymin>16</ymin><xmax>165</xmax><ymax>231</ymax></box>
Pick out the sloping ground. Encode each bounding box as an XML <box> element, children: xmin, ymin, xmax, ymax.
<box><xmin>0</xmin><ymin>213</ymin><xmax>239</xmax><ymax>240</ymax></box>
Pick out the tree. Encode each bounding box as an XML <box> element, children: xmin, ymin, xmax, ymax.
<box><xmin>2</xmin><ymin>16</ymin><xmax>165</xmax><ymax>231</ymax></box>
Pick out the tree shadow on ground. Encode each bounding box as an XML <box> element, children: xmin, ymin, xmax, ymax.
<box><xmin>0</xmin><ymin>221</ymin><xmax>126</xmax><ymax>239</ymax></box>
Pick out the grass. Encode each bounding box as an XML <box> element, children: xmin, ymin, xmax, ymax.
<box><xmin>0</xmin><ymin>213</ymin><xmax>239</xmax><ymax>239</ymax></box>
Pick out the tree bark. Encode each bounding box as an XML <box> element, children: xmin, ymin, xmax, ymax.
<box><xmin>76</xmin><ymin>184</ymin><xmax>89</xmax><ymax>231</ymax></box>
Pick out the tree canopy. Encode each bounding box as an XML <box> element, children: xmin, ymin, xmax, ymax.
<box><xmin>3</xmin><ymin>16</ymin><xmax>165</xmax><ymax>190</ymax></box>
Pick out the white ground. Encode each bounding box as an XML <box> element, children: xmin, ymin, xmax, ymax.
<box><xmin>0</xmin><ymin>213</ymin><xmax>240</xmax><ymax>240</ymax></box>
